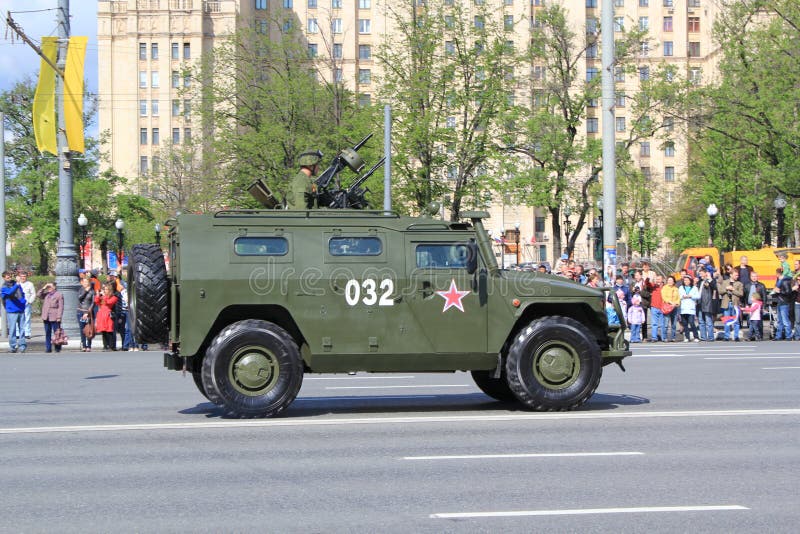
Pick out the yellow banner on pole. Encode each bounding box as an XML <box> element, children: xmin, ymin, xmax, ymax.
<box><xmin>33</xmin><ymin>37</ymin><xmax>58</xmax><ymax>155</ymax></box>
<box><xmin>65</xmin><ymin>36</ymin><xmax>88</xmax><ymax>154</ymax></box>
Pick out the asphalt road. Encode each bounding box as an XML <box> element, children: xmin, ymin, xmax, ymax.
<box><xmin>0</xmin><ymin>342</ymin><xmax>798</xmax><ymax>533</ymax></box>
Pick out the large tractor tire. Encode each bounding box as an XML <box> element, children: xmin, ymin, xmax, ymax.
<box><xmin>128</xmin><ymin>244</ymin><xmax>169</xmax><ymax>345</ymax></box>
<box><xmin>202</xmin><ymin>320</ymin><xmax>304</xmax><ymax>418</ymax></box>
<box><xmin>506</xmin><ymin>316</ymin><xmax>602</xmax><ymax>411</ymax></box>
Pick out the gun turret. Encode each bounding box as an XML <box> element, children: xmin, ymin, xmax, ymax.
<box><xmin>313</xmin><ymin>134</ymin><xmax>380</xmax><ymax>209</ymax></box>
<box><xmin>328</xmin><ymin>157</ymin><xmax>386</xmax><ymax>209</ymax></box>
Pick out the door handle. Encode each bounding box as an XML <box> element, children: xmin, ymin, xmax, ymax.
<box><xmin>420</xmin><ymin>280</ymin><xmax>433</xmax><ymax>298</ymax></box>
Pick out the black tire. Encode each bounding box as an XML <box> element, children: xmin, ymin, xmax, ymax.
<box><xmin>203</xmin><ymin>319</ymin><xmax>303</xmax><ymax>418</ymax></box>
<box><xmin>506</xmin><ymin>316</ymin><xmax>602</xmax><ymax>411</ymax></box>
<box><xmin>200</xmin><ymin>356</ymin><xmax>224</xmax><ymax>406</ymax></box>
<box><xmin>192</xmin><ymin>370</ymin><xmax>217</xmax><ymax>403</ymax></box>
<box><xmin>127</xmin><ymin>244</ymin><xmax>169</xmax><ymax>344</ymax></box>
<box><xmin>471</xmin><ymin>369</ymin><xmax>517</xmax><ymax>402</ymax></box>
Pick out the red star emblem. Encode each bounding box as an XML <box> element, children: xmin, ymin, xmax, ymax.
<box><xmin>436</xmin><ymin>279</ymin><xmax>470</xmax><ymax>313</ymax></box>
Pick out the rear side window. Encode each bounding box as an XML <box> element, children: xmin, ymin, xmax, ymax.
<box><xmin>234</xmin><ymin>237</ymin><xmax>288</xmax><ymax>256</ymax></box>
<box><xmin>416</xmin><ymin>243</ymin><xmax>470</xmax><ymax>269</ymax></box>
<box><xmin>329</xmin><ymin>237</ymin><xmax>382</xmax><ymax>256</ymax></box>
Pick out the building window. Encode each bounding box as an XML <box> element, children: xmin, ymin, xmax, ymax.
<box><xmin>152</xmin><ymin>156</ymin><xmax>160</xmax><ymax>174</ymax></box>
<box><xmin>688</xmin><ymin>16</ymin><xmax>700</xmax><ymax>32</ymax></box>
<box><xmin>445</xmin><ymin>41</ymin><xmax>455</xmax><ymax>55</ymax></box>
<box><xmin>256</xmin><ymin>19</ymin><xmax>268</xmax><ymax>34</ymax></box>
<box><xmin>688</xmin><ymin>0</ymin><xmax>700</xmax><ymax>6</ymax></box>
<box><xmin>639</xmin><ymin>0</ymin><xmax>648</xmax><ymax>6</ymax></box>
<box><xmin>664</xmin><ymin>117</ymin><xmax>674</xmax><ymax>131</ymax></box>
<box><xmin>664</xmin><ymin>166</ymin><xmax>675</xmax><ymax>182</ymax></box>
<box><xmin>587</xmin><ymin>97</ymin><xmax>597</xmax><ymax>108</ymax></box>
<box><xmin>615</xmin><ymin>117</ymin><xmax>626</xmax><ymax>132</ymax></box>
<box><xmin>184</xmin><ymin>99</ymin><xmax>191</xmax><ymax>118</ymax></box>
<box><xmin>151</xmin><ymin>99</ymin><xmax>159</xmax><ymax>116</ymax></box>
<box><xmin>663</xmin><ymin>0</ymin><xmax>673</xmax><ymax>5</ymax></box>
<box><xmin>256</xmin><ymin>0</ymin><xmax>266</xmax><ymax>8</ymax></box>
<box><xmin>615</xmin><ymin>92</ymin><xmax>626</xmax><ymax>108</ymax></box>
<box><xmin>614</xmin><ymin>17</ymin><xmax>624</xmax><ymax>32</ymax></box>
<box><xmin>139</xmin><ymin>43</ymin><xmax>147</xmax><ymax>61</ymax></box>
<box><xmin>586</xmin><ymin>18</ymin><xmax>598</xmax><ymax>34</ymax></box>
<box><xmin>688</xmin><ymin>42</ymin><xmax>701</xmax><ymax>57</ymax></box>
<box><xmin>639</xmin><ymin>17</ymin><xmax>649</xmax><ymax>31</ymax></box>
<box><xmin>640</xmin><ymin>42</ymin><xmax>650</xmax><ymax>56</ymax></box>
<box><xmin>172</xmin><ymin>100</ymin><xmax>180</xmax><ymax>116</ymax></box>
<box><xmin>358</xmin><ymin>0</ymin><xmax>370</xmax><ymax>8</ymax></box>
<box><xmin>640</xmin><ymin>141</ymin><xmax>650</xmax><ymax>157</ymax></box>
<box><xmin>639</xmin><ymin>66</ymin><xmax>650</xmax><ymax>81</ymax></box>
<box><xmin>332</xmin><ymin>0</ymin><xmax>342</xmax><ymax>7</ymax></box>
<box><xmin>586</xmin><ymin>117</ymin><xmax>599</xmax><ymax>133</ymax></box>
<box><xmin>172</xmin><ymin>128</ymin><xmax>180</xmax><ymax>144</ymax></box>
<box><xmin>140</xmin><ymin>128</ymin><xmax>148</xmax><ymax>145</ymax></box>
<box><xmin>586</xmin><ymin>0</ymin><xmax>597</xmax><ymax>7</ymax></box>
<box><xmin>663</xmin><ymin>41</ymin><xmax>673</xmax><ymax>57</ymax></box>
<box><xmin>333</xmin><ymin>43</ymin><xmax>342</xmax><ymax>59</ymax></box>
<box><xmin>184</xmin><ymin>128</ymin><xmax>192</xmax><ymax>143</ymax></box>
<box><xmin>504</xmin><ymin>15</ymin><xmax>514</xmax><ymax>31</ymax></box>
<box><xmin>151</xmin><ymin>71</ymin><xmax>160</xmax><ymax>88</ymax></box>
<box><xmin>359</xmin><ymin>44</ymin><xmax>371</xmax><ymax>59</ymax></box>
<box><xmin>614</xmin><ymin>66</ymin><xmax>625</xmax><ymax>82</ymax></box>
<box><xmin>184</xmin><ymin>74</ymin><xmax>191</xmax><ymax>87</ymax></box>
<box><xmin>308</xmin><ymin>0</ymin><xmax>317</xmax><ymax>7</ymax></box>
<box><xmin>586</xmin><ymin>67</ymin><xmax>598</xmax><ymax>81</ymax></box>
<box><xmin>358</xmin><ymin>69</ymin><xmax>371</xmax><ymax>84</ymax></box>
<box><xmin>283</xmin><ymin>18</ymin><xmax>292</xmax><ymax>31</ymax></box>
<box><xmin>172</xmin><ymin>71</ymin><xmax>180</xmax><ymax>88</ymax></box>
<box><xmin>139</xmin><ymin>71</ymin><xmax>147</xmax><ymax>88</ymax></box>
<box><xmin>533</xmin><ymin>65</ymin><xmax>546</xmax><ymax>81</ymax></box>
<box><xmin>641</xmin><ymin>166</ymin><xmax>651</xmax><ymax>180</ymax></box>
<box><xmin>308</xmin><ymin>43</ymin><xmax>318</xmax><ymax>58</ymax></box>
<box><xmin>151</xmin><ymin>43</ymin><xmax>159</xmax><ymax>60</ymax></box>
<box><xmin>505</xmin><ymin>0</ymin><xmax>513</xmax><ymax>5</ymax></box>
<box><xmin>586</xmin><ymin>43</ymin><xmax>598</xmax><ymax>58</ymax></box>
<box><xmin>664</xmin><ymin>141</ymin><xmax>675</xmax><ymax>157</ymax></box>
<box><xmin>152</xmin><ymin>128</ymin><xmax>160</xmax><ymax>145</ymax></box>
<box><xmin>331</xmin><ymin>18</ymin><xmax>342</xmax><ymax>33</ymax></box>
<box><xmin>615</xmin><ymin>0</ymin><xmax>624</xmax><ymax>5</ymax></box>
<box><xmin>307</xmin><ymin>19</ymin><xmax>318</xmax><ymax>33</ymax></box>
<box><xmin>689</xmin><ymin>67</ymin><xmax>702</xmax><ymax>84</ymax></box>
<box><xmin>358</xmin><ymin>93</ymin><xmax>371</xmax><ymax>107</ymax></box>
<box><xmin>140</xmin><ymin>100</ymin><xmax>147</xmax><ymax>116</ymax></box>
<box><xmin>334</xmin><ymin>68</ymin><xmax>343</xmax><ymax>82</ymax></box>
<box><xmin>474</xmin><ymin>16</ymin><xmax>485</xmax><ymax>30</ymax></box>
<box><xmin>663</xmin><ymin>16</ymin><xmax>673</xmax><ymax>32</ymax></box>
<box><xmin>140</xmin><ymin>156</ymin><xmax>148</xmax><ymax>175</ymax></box>
<box><xmin>283</xmin><ymin>0</ymin><xmax>293</xmax><ymax>7</ymax></box>
<box><xmin>183</xmin><ymin>43</ymin><xmax>190</xmax><ymax>60</ymax></box>
<box><xmin>171</xmin><ymin>43</ymin><xmax>179</xmax><ymax>59</ymax></box>
<box><xmin>359</xmin><ymin>19</ymin><xmax>371</xmax><ymax>34</ymax></box>
<box><xmin>446</xmin><ymin>116</ymin><xmax>456</xmax><ymax>128</ymax></box>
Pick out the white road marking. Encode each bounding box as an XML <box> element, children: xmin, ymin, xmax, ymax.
<box><xmin>644</xmin><ymin>347</ymin><xmax>755</xmax><ymax>352</ymax></box>
<box><xmin>705</xmin><ymin>356</ymin><xmax>800</xmax><ymax>360</ymax></box>
<box><xmin>403</xmin><ymin>451</ymin><xmax>644</xmax><ymax>461</ymax></box>
<box><xmin>0</xmin><ymin>409</ymin><xmax>798</xmax><ymax>435</ymax></box>
<box><xmin>430</xmin><ymin>505</ymin><xmax>749</xmax><ymax>519</ymax></box>
<box><xmin>325</xmin><ymin>384</ymin><xmax>471</xmax><ymax>390</ymax></box>
<box><xmin>305</xmin><ymin>376</ymin><xmax>416</xmax><ymax>380</ymax></box>
<box><xmin>297</xmin><ymin>395</ymin><xmax>438</xmax><ymax>401</ymax></box>
<box><xmin>762</xmin><ymin>367</ymin><xmax>800</xmax><ymax>370</ymax></box>
<box><xmin>637</xmin><ymin>353</ymin><xmax>758</xmax><ymax>358</ymax></box>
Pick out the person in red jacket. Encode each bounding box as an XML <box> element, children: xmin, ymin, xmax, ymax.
<box><xmin>94</xmin><ymin>282</ymin><xmax>119</xmax><ymax>351</ymax></box>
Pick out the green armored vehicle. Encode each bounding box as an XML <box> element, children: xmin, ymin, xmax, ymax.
<box><xmin>128</xmin><ymin>209</ymin><xmax>631</xmax><ymax>418</ymax></box>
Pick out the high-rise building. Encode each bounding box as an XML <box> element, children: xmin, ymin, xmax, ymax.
<box><xmin>98</xmin><ymin>0</ymin><xmax>719</xmax><ymax>262</ymax></box>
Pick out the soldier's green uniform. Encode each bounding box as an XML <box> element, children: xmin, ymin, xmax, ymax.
<box><xmin>287</xmin><ymin>150</ymin><xmax>323</xmax><ymax>209</ymax></box>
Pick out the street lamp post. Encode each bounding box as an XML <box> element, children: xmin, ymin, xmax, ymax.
<box><xmin>115</xmin><ymin>218</ymin><xmax>124</xmax><ymax>268</ymax></box>
<box><xmin>707</xmin><ymin>204</ymin><xmax>718</xmax><ymax>246</ymax></box>
<box><xmin>637</xmin><ymin>219</ymin><xmax>645</xmax><ymax>257</ymax></box>
<box><xmin>563</xmin><ymin>206</ymin><xmax>572</xmax><ymax>256</ymax></box>
<box><xmin>154</xmin><ymin>223</ymin><xmax>161</xmax><ymax>246</ymax></box>
<box><xmin>514</xmin><ymin>221</ymin><xmax>521</xmax><ymax>266</ymax></box>
<box><xmin>496</xmin><ymin>228</ymin><xmax>504</xmax><ymax>269</ymax></box>
<box><xmin>774</xmin><ymin>195</ymin><xmax>787</xmax><ymax>247</ymax></box>
<box><xmin>595</xmin><ymin>197</ymin><xmax>604</xmax><ymax>263</ymax></box>
<box><xmin>77</xmin><ymin>213</ymin><xmax>88</xmax><ymax>270</ymax></box>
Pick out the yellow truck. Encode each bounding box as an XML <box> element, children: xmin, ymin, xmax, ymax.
<box><xmin>674</xmin><ymin>247</ymin><xmax>789</xmax><ymax>286</ymax></box>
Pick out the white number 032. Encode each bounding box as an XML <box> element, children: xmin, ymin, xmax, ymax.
<box><xmin>344</xmin><ymin>279</ymin><xmax>394</xmax><ymax>306</ymax></box>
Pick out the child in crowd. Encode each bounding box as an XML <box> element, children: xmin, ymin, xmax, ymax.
<box><xmin>741</xmin><ymin>292</ymin><xmax>763</xmax><ymax>341</ymax></box>
<box><xmin>627</xmin><ymin>294</ymin><xmax>645</xmax><ymax>343</ymax></box>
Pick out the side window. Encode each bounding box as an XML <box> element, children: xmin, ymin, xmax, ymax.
<box><xmin>234</xmin><ymin>236</ymin><xmax>288</xmax><ymax>256</ymax></box>
<box><xmin>416</xmin><ymin>244</ymin><xmax>470</xmax><ymax>269</ymax></box>
<box><xmin>329</xmin><ymin>237</ymin><xmax>382</xmax><ymax>256</ymax></box>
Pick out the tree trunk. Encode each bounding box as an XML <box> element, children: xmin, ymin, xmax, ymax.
<box><xmin>37</xmin><ymin>242</ymin><xmax>48</xmax><ymax>276</ymax></box>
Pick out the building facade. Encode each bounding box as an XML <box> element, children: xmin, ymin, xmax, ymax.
<box><xmin>98</xmin><ymin>0</ymin><xmax>719</xmax><ymax>263</ymax></box>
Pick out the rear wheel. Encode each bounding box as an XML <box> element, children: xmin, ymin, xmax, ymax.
<box><xmin>203</xmin><ymin>320</ymin><xmax>303</xmax><ymax>418</ymax></box>
<box><xmin>471</xmin><ymin>369</ymin><xmax>516</xmax><ymax>402</ymax></box>
<box><xmin>127</xmin><ymin>244</ymin><xmax>169</xmax><ymax>344</ymax></box>
<box><xmin>506</xmin><ymin>316</ymin><xmax>602</xmax><ymax>411</ymax></box>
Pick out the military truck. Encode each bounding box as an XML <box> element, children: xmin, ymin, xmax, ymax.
<box><xmin>128</xmin><ymin>210</ymin><xmax>630</xmax><ymax>418</ymax></box>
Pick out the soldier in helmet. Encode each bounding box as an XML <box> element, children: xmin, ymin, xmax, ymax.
<box><xmin>288</xmin><ymin>150</ymin><xmax>323</xmax><ymax>209</ymax></box>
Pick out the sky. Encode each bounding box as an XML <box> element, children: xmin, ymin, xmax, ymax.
<box><xmin>1</xmin><ymin>1</ymin><xmax>99</xmax><ymax>102</ymax></box>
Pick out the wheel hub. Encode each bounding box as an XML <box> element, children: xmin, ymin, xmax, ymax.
<box><xmin>230</xmin><ymin>348</ymin><xmax>279</xmax><ymax>395</ymax></box>
<box><xmin>535</xmin><ymin>344</ymin><xmax>579</xmax><ymax>389</ymax></box>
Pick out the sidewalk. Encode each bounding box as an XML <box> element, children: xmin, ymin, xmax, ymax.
<box><xmin>2</xmin><ymin>316</ymin><xmax>101</xmax><ymax>351</ymax></box>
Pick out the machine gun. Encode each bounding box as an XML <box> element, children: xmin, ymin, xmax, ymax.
<box><xmin>327</xmin><ymin>157</ymin><xmax>386</xmax><ymax>209</ymax></box>
<box><xmin>314</xmin><ymin>134</ymin><xmax>383</xmax><ymax>209</ymax></box>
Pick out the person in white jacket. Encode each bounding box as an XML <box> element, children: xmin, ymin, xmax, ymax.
<box><xmin>678</xmin><ymin>275</ymin><xmax>700</xmax><ymax>342</ymax></box>
<box><xmin>18</xmin><ymin>271</ymin><xmax>36</xmax><ymax>339</ymax></box>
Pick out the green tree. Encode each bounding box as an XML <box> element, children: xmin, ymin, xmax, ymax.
<box><xmin>377</xmin><ymin>1</ymin><xmax>515</xmax><ymax>219</ymax></box>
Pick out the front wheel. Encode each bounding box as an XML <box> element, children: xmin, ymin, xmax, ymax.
<box><xmin>506</xmin><ymin>316</ymin><xmax>602</xmax><ymax>411</ymax></box>
<box><xmin>203</xmin><ymin>320</ymin><xmax>303</xmax><ymax>418</ymax></box>
<box><xmin>471</xmin><ymin>369</ymin><xmax>516</xmax><ymax>402</ymax></box>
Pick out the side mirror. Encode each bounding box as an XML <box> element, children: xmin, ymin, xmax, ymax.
<box><xmin>467</xmin><ymin>240</ymin><xmax>479</xmax><ymax>275</ymax></box>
